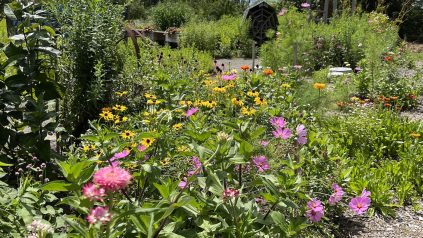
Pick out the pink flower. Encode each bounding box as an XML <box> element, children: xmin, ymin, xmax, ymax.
<box><xmin>272</xmin><ymin>127</ymin><xmax>292</xmax><ymax>139</ymax></box>
<box><xmin>349</xmin><ymin>196</ymin><xmax>371</xmax><ymax>215</ymax></box>
<box><xmin>185</xmin><ymin>107</ymin><xmax>199</xmax><ymax>117</ymax></box>
<box><xmin>112</xmin><ymin>150</ymin><xmax>130</xmax><ymax>159</ymax></box>
<box><xmin>306</xmin><ymin>209</ymin><xmax>324</xmax><ymax>222</ymax></box>
<box><xmin>296</xmin><ymin>124</ymin><xmax>307</xmax><ymax>145</ymax></box>
<box><xmin>306</xmin><ymin>199</ymin><xmax>324</xmax><ymax>222</ymax></box>
<box><xmin>223</xmin><ymin>188</ymin><xmax>240</xmax><ymax>198</ymax></box>
<box><xmin>221</xmin><ymin>73</ymin><xmax>237</xmax><ymax>81</ymax></box>
<box><xmin>93</xmin><ymin>166</ymin><xmax>132</xmax><ymax>192</ymax></box>
<box><xmin>301</xmin><ymin>2</ymin><xmax>311</xmax><ymax>8</ymax></box>
<box><xmin>137</xmin><ymin>145</ymin><xmax>146</xmax><ymax>152</ymax></box>
<box><xmin>178</xmin><ymin>177</ymin><xmax>187</xmax><ymax>189</ymax></box>
<box><xmin>293</xmin><ymin>65</ymin><xmax>303</xmax><ymax>70</ymax></box>
<box><xmin>278</xmin><ymin>8</ymin><xmax>288</xmax><ymax>16</ymax></box>
<box><xmin>252</xmin><ymin>156</ymin><xmax>270</xmax><ymax>172</ymax></box>
<box><xmin>192</xmin><ymin>156</ymin><xmax>202</xmax><ymax>169</ymax></box>
<box><xmin>82</xmin><ymin>183</ymin><xmax>106</xmax><ymax>201</ymax></box>
<box><xmin>270</xmin><ymin>117</ymin><xmax>286</xmax><ymax>128</ymax></box>
<box><xmin>259</xmin><ymin>140</ymin><xmax>269</xmax><ymax>147</ymax></box>
<box><xmin>328</xmin><ymin>183</ymin><xmax>344</xmax><ymax>205</ymax></box>
<box><xmin>361</xmin><ymin>189</ymin><xmax>371</xmax><ymax>198</ymax></box>
<box><xmin>87</xmin><ymin>207</ymin><xmax>111</xmax><ymax>224</ymax></box>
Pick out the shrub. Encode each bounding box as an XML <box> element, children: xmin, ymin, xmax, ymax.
<box><xmin>150</xmin><ymin>1</ymin><xmax>193</xmax><ymax>30</ymax></box>
<box><xmin>126</xmin><ymin>0</ymin><xmax>147</xmax><ymax>20</ymax></box>
<box><xmin>179</xmin><ymin>16</ymin><xmax>253</xmax><ymax>58</ymax></box>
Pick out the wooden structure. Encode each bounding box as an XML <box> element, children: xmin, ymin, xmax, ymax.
<box><xmin>243</xmin><ymin>1</ymin><xmax>278</xmax><ymax>45</ymax></box>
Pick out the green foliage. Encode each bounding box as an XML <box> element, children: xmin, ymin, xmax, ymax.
<box><xmin>180</xmin><ymin>16</ymin><xmax>253</xmax><ymax>58</ymax></box>
<box><xmin>0</xmin><ymin>1</ymin><xmax>62</xmax><ymax>167</ymax></box>
<box><xmin>49</xmin><ymin>0</ymin><xmax>124</xmax><ymax>136</ymax></box>
<box><xmin>150</xmin><ymin>1</ymin><xmax>193</xmax><ymax>30</ymax></box>
<box><xmin>126</xmin><ymin>0</ymin><xmax>147</xmax><ymax>20</ymax></box>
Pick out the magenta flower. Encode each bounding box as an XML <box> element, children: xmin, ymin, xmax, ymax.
<box><xmin>185</xmin><ymin>107</ymin><xmax>199</xmax><ymax>117</ymax></box>
<box><xmin>270</xmin><ymin>117</ymin><xmax>286</xmax><ymax>128</ymax></box>
<box><xmin>361</xmin><ymin>189</ymin><xmax>371</xmax><ymax>198</ymax></box>
<box><xmin>301</xmin><ymin>2</ymin><xmax>311</xmax><ymax>8</ymax></box>
<box><xmin>192</xmin><ymin>156</ymin><xmax>202</xmax><ymax>169</ymax></box>
<box><xmin>328</xmin><ymin>183</ymin><xmax>344</xmax><ymax>205</ymax></box>
<box><xmin>178</xmin><ymin>177</ymin><xmax>187</xmax><ymax>189</ymax></box>
<box><xmin>82</xmin><ymin>183</ymin><xmax>106</xmax><ymax>201</ymax></box>
<box><xmin>223</xmin><ymin>188</ymin><xmax>240</xmax><ymax>198</ymax></box>
<box><xmin>93</xmin><ymin>166</ymin><xmax>132</xmax><ymax>192</ymax></box>
<box><xmin>296</xmin><ymin>124</ymin><xmax>307</xmax><ymax>145</ymax></box>
<box><xmin>278</xmin><ymin>8</ymin><xmax>288</xmax><ymax>16</ymax></box>
<box><xmin>349</xmin><ymin>196</ymin><xmax>371</xmax><ymax>215</ymax></box>
<box><xmin>137</xmin><ymin>145</ymin><xmax>146</xmax><ymax>152</ymax></box>
<box><xmin>306</xmin><ymin>199</ymin><xmax>324</xmax><ymax>222</ymax></box>
<box><xmin>221</xmin><ymin>73</ymin><xmax>237</xmax><ymax>81</ymax></box>
<box><xmin>272</xmin><ymin>127</ymin><xmax>292</xmax><ymax>139</ymax></box>
<box><xmin>86</xmin><ymin>207</ymin><xmax>111</xmax><ymax>224</ymax></box>
<box><xmin>252</xmin><ymin>155</ymin><xmax>270</xmax><ymax>172</ymax></box>
<box><xmin>112</xmin><ymin>150</ymin><xmax>130</xmax><ymax>159</ymax></box>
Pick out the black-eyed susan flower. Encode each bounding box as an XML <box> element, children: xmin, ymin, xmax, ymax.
<box><xmin>179</xmin><ymin>100</ymin><xmax>193</xmax><ymax>106</ymax></box>
<box><xmin>212</xmin><ymin>86</ymin><xmax>226</xmax><ymax>93</ymax></box>
<box><xmin>241</xmin><ymin>107</ymin><xmax>256</xmax><ymax>116</ymax></box>
<box><xmin>115</xmin><ymin>91</ymin><xmax>128</xmax><ymax>97</ymax></box>
<box><xmin>173</xmin><ymin>123</ymin><xmax>183</xmax><ymax>130</ymax></box>
<box><xmin>113</xmin><ymin>104</ymin><xmax>127</xmax><ymax>112</ymax></box>
<box><xmin>203</xmin><ymin>80</ymin><xmax>216</xmax><ymax>86</ymax></box>
<box><xmin>160</xmin><ymin>158</ymin><xmax>170</xmax><ymax>166</ymax></box>
<box><xmin>247</xmin><ymin>90</ymin><xmax>259</xmax><ymax>97</ymax></box>
<box><xmin>201</xmin><ymin>100</ymin><xmax>217</xmax><ymax>108</ymax></box>
<box><xmin>99</xmin><ymin>111</ymin><xmax>114</xmax><ymax>121</ymax></box>
<box><xmin>121</xmin><ymin>130</ymin><xmax>135</xmax><ymax>139</ymax></box>
<box><xmin>83</xmin><ymin>144</ymin><xmax>96</xmax><ymax>152</ymax></box>
<box><xmin>177</xmin><ymin>145</ymin><xmax>189</xmax><ymax>153</ymax></box>
<box><xmin>281</xmin><ymin>83</ymin><xmax>291</xmax><ymax>89</ymax></box>
<box><xmin>141</xmin><ymin>138</ymin><xmax>155</xmax><ymax>148</ymax></box>
<box><xmin>231</xmin><ymin>97</ymin><xmax>244</xmax><ymax>107</ymax></box>
<box><xmin>144</xmin><ymin>93</ymin><xmax>156</xmax><ymax>99</ymax></box>
<box><xmin>147</xmin><ymin>99</ymin><xmax>162</xmax><ymax>105</ymax></box>
<box><xmin>254</xmin><ymin>97</ymin><xmax>267</xmax><ymax>106</ymax></box>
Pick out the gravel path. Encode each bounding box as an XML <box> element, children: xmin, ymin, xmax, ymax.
<box><xmin>215</xmin><ymin>58</ymin><xmax>260</xmax><ymax>71</ymax></box>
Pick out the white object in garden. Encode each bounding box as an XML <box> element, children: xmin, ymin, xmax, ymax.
<box><xmin>328</xmin><ymin>67</ymin><xmax>353</xmax><ymax>78</ymax></box>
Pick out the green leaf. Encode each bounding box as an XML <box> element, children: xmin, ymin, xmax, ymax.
<box><xmin>153</xmin><ymin>182</ymin><xmax>171</xmax><ymax>199</ymax></box>
<box><xmin>4</xmin><ymin>4</ymin><xmax>17</xmax><ymax>21</ymax></box>
<box><xmin>239</xmin><ymin>140</ymin><xmax>254</xmax><ymax>156</ymax></box>
<box><xmin>0</xmin><ymin>161</ymin><xmax>12</xmax><ymax>167</ymax></box>
<box><xmin>41</xmin><ymin>180</ymin><xmax>77</xmax><ymax>192</ymax></box>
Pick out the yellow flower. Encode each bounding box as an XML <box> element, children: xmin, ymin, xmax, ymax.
<box><xmin>141</xmin><ymin>138</ymin><xmax>155</xmax><ymax>148</ymax></box>
<box><xmin>212</xmin><ymin>86</ymin><xmax>226</xmax><ymax>93</ymax></box>
<box><xmin>201</xmin><ymin>100</ymin><xmax>217</xmax><ymax>108</ymax></box>
<box><xmin>281</xmin><ymin>83</ymin><xmax>291</xmax><ymax>89</ymax></box>
<box><xmin>177</xmin><ymin>145</ymin><xmax>189</xmax><ymax>152</ymax></box>
<box><xmin>121</xmin><ymin>116</ymin><xmax>128</xmax><ymax>122</ymax></box>
<box><xmin>115</xmin><ymin>91</ymin><xmax>128</xmax><ymax>97</ymax></box>
<box><xmin>144</xmin><ymin>93</ymin><xmax>157</xmax><ymax>99</ymax></box>
<box><xmin>350</xmin><ymin>96</ymin><xmax>360</xmax><ymax>102</ymax></box>
<box><xmin>113</xmin><ymin>104</ymin><xmax>127</xmax><ymax>112</ymax></box>
<box><xmin>101</xmin><ymin>107</ymin><xmax>112</xmax><ymax>112</ymax></box>
<box><xmin>83</xmin><ymin>144</ymin><xmax>96</xmax><ymax>152</ymax></box>
<box><xmin>173</xmin><ymin>123</ymin><xmax>183</xmax><ymax>130</ymax></box>
<box><xmin>226</xmin><ymin>82</ymin><xmax>236</xmax><ymax>88</ymax></box>
<box><xmin>160</xmin><ymin>158</ymin><xmax>170</xmax><ymax>166</ymax></box>
<box><xmin>313</xmin><ymin>83</ymin><xmax>326</xmax><ymax>90</ymax></box>
<box><xmin>143</xmin><ymin>112</ymin><xmax>151</xmax><ymax>117</ymax></box>
<box><xmin>121</xmin><ymin>130</ymin><xmax>135</xmax><ymax>139</ymax></box>
<box><xmin>231</xmin><ymin>97</ymin><xmax>244</xmax><ymax>107</ymax></box>
<box><xmin>410</xmin><ymin>132</ymin><xmax>421</xmax><ymax>139</ymax></box>
<box><xmin>254</xmin><ymin>97</ymin><xmax>267</xmax><ymax>106</ymax></box>
<box><xmin>142</xmin><ymin>120</ymin><xmax>150</xmax><ymax>124</ymax></box>
<box><xmin>179</xmin><ymin>100</ymin><xmax>193</xmax><ymax>106</ymax></box>
<box><xmin>99</xmin><ymin>111</ymin><xmax>114</xmax><ymax>121</ymax></box>
<box><xmin>147</xmin><ymin>99</ymin><xmax>162</xmax><ymax>105</ymax></box>
<box><xmin>241</xmin><ymin>107</ymin><xmax>256</xmax><ymax>116</ymax></box>
<box><xmin>95</xmin><ymin>151</ymin><xmax>102</xmax><ymax>158</ymax></box>
<box><xmin>247</xmin><ymin>90</ymin><xmax>260</xmax><ymax>97</ymax></box>
<box><xmin>203</xmin><ymin>80</ymin><xmax>216</xmax><ymax>86</ymax></box>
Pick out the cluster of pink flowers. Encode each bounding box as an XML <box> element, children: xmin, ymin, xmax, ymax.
<box><xmin>221</xmin><ymin>73</ymin><xmax>237</xmax><ymax>81</ymax></box>
<box><xmin>328</xmin><ymin>183</ymin><xmax>344</xmax><ymax>205</ymax></box>
<box><xmin>179</xmin><ymin>156</ymin><xmax>203</xmax><ymax>189</ymax></box>
<box><xmin>186</xmin><ymin>107</ymin><xmax>199</xmax><ymax>117</ymax></box>
<box><xmin>306</xmin><ymin>199</ymin><xmax>324</xmax><ymax>222</ymax></box>
<box><xmin>223</xmin><ymin>188</ymin><xmax>240</xmax><ymax>198</ymax></box>
<box><xmin>296</xmin><ymin>124</ymin><xmax>307</xmax><ymax>145</ymax></box>
<box><xmin>270</xmin><ymin>117</ymin><xmax>292</xmax><ymax>139</ymax></box>
<box><xmin>349</xmin><ymin>189</ymin><xmax>371</xmax><ymax>215</ymax></box>
<box><xmin>252</xmin><ymin>155</ymin><xmax>270</xmax><ymax>172</ymax></box>
<box><xmin>82</xmin><ymin>162</ymin><xmax>132</xmax><ymax>225</ymax></box>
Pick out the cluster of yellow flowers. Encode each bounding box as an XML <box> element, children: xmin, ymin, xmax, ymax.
<box><xmin>194</xmin><ymin>100</ymin><xmax>217</xmax><ymax>108</ymax></box>
<box><xmin>241</xmin><ymin>107</ymin><xmax>256</xmax><ymax>116</ymax></box>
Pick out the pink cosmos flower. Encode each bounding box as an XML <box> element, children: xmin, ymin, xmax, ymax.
<box><xmin>259</xmin><ymin>140</ymin><xmax>269</xmax><ymax>147</ymax></box>
<box><xmin>178</xmin><ymin>177</ymin><xmax>187</xmax><ymax>189</ymax></box>
<box><xmin>272</xmin><ymin>127</ymin><xmax>292</xmax><ymax>139</ymax></box>
<box><xmin>270</xmin><ymin>117</ymin><xmax>286</xmax><ymax>128</ymax></box>
<box><xmin>87</xmin><ymin>207</ymin><xmax>112</xmax><ymax>224</ymax></box>
<box><xmin>185</xmin><ymin>107</ymin><xmax>199</xmax><ymax>117</ymax></box>
<box><xmin>329</xmin><ymin>183</ymin><xmax>344</xmax><ymax>205</ymax></box>
<box><xmin>137</xmin><ymin>145</ymin><xmax>146</xmax><ymax>152</ymax></box>
<box><xmin>349</xmin><ymin>196</ymin><xmax>371</xmax><ymax>215</ymax></box>
<box><xmin>306</xmin><ymin>199</ymin><xmax>324</xmax><ymax>222</ymax></box>
<box><xmin>223</xmin><ymin>188</ymin><xmax>240</xmax><ymax>198</ymax></box>
<box><xmin>278</xmin><ymin>8</ymin><xmax>288</xmax><ymax>16</ymax></box>
<box><xmin>255</xmin><ymin>197</ymin><xmax>267</xmax><ymax>206</ymax></box>
<box><xmin>93</xmin><ymin>166</ymin><xmax>132</xmax><ymax>192</ymax></box>
<box><xmin>82</xmin><ymin>183</ymin><xmax>106</xmax><ymax>201</ymax></box>
<box><xmin>221</xmin><ymin>73</ymin><xmax>237</xmax><ymax>81</ymax></box>
<box><xmin>112</xmin><ymin>150</ymin><xmax>130</xmax><ymax>159</ymax></box>
<box><xmin>252</xmin><ymin>156</ymin><xmax>270</xmax><ymax>172</ymax></box>
<box><xmin>296</xmin><ymin>124</ymin><xmax>307</xmax><ymax>145</ymax></box>
<box><xmin>301</xmin><ymin>2</ymin><xmax>311</xmax><ymax>8</ymax></box>
<box><xmin>361</xmin><ymin>189</ymin><xmax>371</xmax><ymax>198</ymax></box>
<box><xmin>306</xmin><ymin>209</ymin><xmax>324</xmax><ymax>222</ymax></box>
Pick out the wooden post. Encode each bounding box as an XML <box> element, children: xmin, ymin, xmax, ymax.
<box><xmin>352</xmin><ymin>0</ymin><xmax>357</xmax><ymax>14</ymax></box>
<box><xmin>323</xmin><ymin>0</ymin><xmax>330</xmax><ymax>23</ymax></box>
<box><xmin>333</xmin><ymin>0</ymin><xmax>338</xmax><ymax>17</ymax></box>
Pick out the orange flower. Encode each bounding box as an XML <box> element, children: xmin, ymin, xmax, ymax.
<box><xmin>263</xmin><ymin>68</ymin><xmax>273</xmax><ymax>76</ymax></box>
<box><xmin>410</xmin><ymin>132</ymin><xmax>421</xmax><ymax>139</ymax></box>
<box><xmin>240</xmin><ymin>65</ymin><xmax>250</xmax><ymax>71</ymax></box>
<box><xmin>313</xmin><ymin>83</ymin><xmax>326</xmax><ymax>90</ymax></box>
<box><xmin>384</xmin><ymin>103</ymin><xmax>391</xmax><ymax>107</ymax></box>
<box><xmin>384</xmin><ymin>56</ymin><xmax>393</xmax><ymax>62</ymax></box>
<box><xmin>390</xmin><ymin>96</ymin><xmax>398</xmax><ymax>100</ymax></box>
